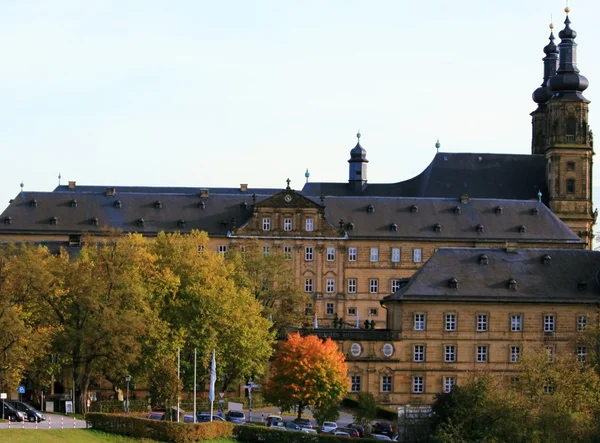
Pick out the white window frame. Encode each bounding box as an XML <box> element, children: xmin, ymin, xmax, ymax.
<box><xmin>304</xmin><ymin>278</ymin><xmax>313</xmax><ymax>293</ymax></box>
<box><xmin>444</xmin><ymin>345</ymin><xmax>456</xmax><ymax>363</ymax></box>
<box><xmin>381</xmin><ymin>375</ymin><xmax>392</xmax><ymax>393</ymax></box>
<box><xmin>326</xmin><ymin>247</ymin><xmax>336</xmax><ymax>262</ymax></box>
<box><xmin>391</xmin><ymin>279</ymin><xmax>401</xmax><ymax>293</ymax></box>
<box><xmin>391</xmin><ymin>247</ymin><xmax>401</xmax><ymax>263</ymax></box>
<box><xmin>305</xmin><ymin>246</ymin><xmax>314</xmax><ymax>261</ymax></box>
<box><xmin>305</xmin><ymin>218</ymin><xmax>314</xmax><ymax>232</ymax></box>
<box><xmin>350</xmin><ymin>375</ymin><xmax>361</xmax><ymax>392</ymax></box>
<box><xmin>413</xmin><ymin>345</ymin><xmax>425</xmax><ymax>362</ymax></box>
<box><xmin>304</xmin><ymin>303</ymin><xmax>313</xmax><ymax>315</ymax></box>
<box><xmin>476</xmin><ymin>345</ymin><xmax>488</xmax><ymax>363</ymax></box>
<box><xmin>283</xmin><ymin>218</ymin><xmax>292</xmax><ymax>231</ymax></box>
<box><xmin>577</xmin><ymin>345</ymin><xmax>587</xmax><ymax>362</ymax></box>
<box><xmin>477</xmin><ymin>313</ymin><xmax>488</xmax><ymax>332</ymax></box>
<box><xmin>414</xmin><ymin>313</ymin><xmax>426</xmax><ymax>331</ymax></box>
<box><xmin>443</xmin><ymin>376</ymin><xmax>456</xmax><ymax>393</ymax></box>
<box><xmin>546</xmin><ymin>346</ymin><xmax>555</xmax><ymax>362</ymax></box>
<box><xmin>510</xmin><ymin>345</ymin><xmax>520</xmax><ymax>363</ymax></box>
<box><xmin>413</xmin><ymin>248</ymin><xmax>422</xmax><ymax>263</ymax></box>
<box><xmin>369</xmin><ymin>279</ymin><xmax>379</xmax><ymax>294</ymax></box>
<box><xmin>263</xmin><ymin>246</ymin><xmax>269</xmax><ymax>256</ymax></box>
<box><xmin>370</xmin><ymin>247</ymin><xmax>379</xmax><ymax>262</ymax></box>
<box><xmin>283</xmin><ymin>246</ymin><xmax>292</xmax><ymax>260</ymax></box>
<box><xmin>544</xmin><ymin>314</ymin><xmax>555</xmax><ymax>333</ymax></box>
<box><xmin>326</xmin><ymin>303</ymin><xmax>334</xmax><ymax>315</ymax></box>
<box><xmin>445</xmin><ymin>313</ymin><xmax>457</xmax><ymax>332</ymax></box>
<box><xmin>347</xmin><ymin>279</ymin><xmax>357</xmax><ymax>293</ymax></box>
<box><xmin>262</xmin><ymin>217</ymin><xmax>271</xmax><ymax>231</ymax></box>
<box><xmin>412</xmin><ymin>376</ymin><xmax>424</xmax><ymax>394</ymax></box>
<box><xmin>577</xmin><ymin>315</ymin><xmax>587</xmax><ymax>332</ymax></box>
<box><xmin>326</xmin><ymin>279</ymin><xmax>335</xmax><ymax>293</ymax></box>
<box><xmin>369</xmin><ymin>308</ymin><xmax>378</xmax><ymax>316</ymax></box>
<box><xmin>218</xmin><ymin>245</ymin><xmax>227</xmax><ymax>255</ymax></box>
<box><xmin>348</xmin><ymin>247</ymin><xmax>357</xmax><ymax>262</ymax></box>
<box><xmin>511</xmin><ymin>314</ymin><xmax>522</xmax><ymax>332</ymax></box>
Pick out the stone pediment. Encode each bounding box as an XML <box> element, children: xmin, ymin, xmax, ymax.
<box><xmin>254</xmin><ymin>189</ymin><xmax>323</xmax><ymax>210</ymax></box>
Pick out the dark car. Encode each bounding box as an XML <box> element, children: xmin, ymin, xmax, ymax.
<box><xmin>283</xmin><ymin>421</ymin><xmax>302</xmax><ymax>431</ymax></box>
<box><xmin>225</xmin><ymin>410</ymin><xmax>246</xmax><ymax>424</ymax></box>
<box><xmin>372</xmin><ymin>422</ymin><xmax>394</xmax><ymax>437</ymax></box>
<box><xmin>347</xmin><ymin>423</ymin><xmax>365</xmax><ymax>437</ymax></box>
<box><xmin>197</xmin><ymin>413</ymin><xmax>226</xmax><ymax>422</ymax></box>
<box><xmin>292</xmin><ymin>417</ymin><xmax>313</xmax><ymax>429</ymax></box>
<box><xmin>337</xmin><ymin>426</ymin><xmax>360</xmax><ymax>438</ymax></box>
<box><xmin>7</xmin><ymin>401</ymin><xmax>46</xmax><ymax>422</ymax></box>
<box><xmin>1</xmin><ymin>402</ymin><xmax>26</xmax><ymax>422</ymax></box>
<box><xmin>147</xmin><ymin>412</ymin><xmax>164</xmax><ymax>420</ymax></box>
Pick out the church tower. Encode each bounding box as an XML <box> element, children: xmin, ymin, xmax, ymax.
<box><xmin>544</xmin><ymin>8</ymin><xmax>595</xmax><ymax>247</ymax></box>
<box><xmin>348</xmin><ymin>132</ymin><xmax>368</xmax><ymax>192</ymax></box>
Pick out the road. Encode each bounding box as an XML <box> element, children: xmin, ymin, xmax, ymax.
<box><xmin>1</xmin><ymin>413</ymin><xmax>87</xmax><ymax>429</ymax></box>
<box><xmin>250</xmin><ymin>406</ymin><xmax>356</xmax><ymax>427</ymax></box>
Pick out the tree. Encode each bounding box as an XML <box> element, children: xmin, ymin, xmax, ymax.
<box><xmin>352</xmin><ymin>392</ymin><xmax>377</xmax><ymax>429</ymax></box>
<box><xmin>264</xmin><ymin>333</ymin><xmax>349</xmax><ymax>419</ymax></box>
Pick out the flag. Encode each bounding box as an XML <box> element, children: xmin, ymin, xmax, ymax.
<box><xmin>356</xmin><ymin>311</ymin><xmax>360</xmax><ymax>329</ymax></box>
<box><xmin>313</xmin><ymin>313</ymin><xmax>318</xmax><ymax>329</ymax></box>
<box><xmin>209</xmin><ymin>350</ymin><xmax>216</xmax><ymax>402</ymax></box>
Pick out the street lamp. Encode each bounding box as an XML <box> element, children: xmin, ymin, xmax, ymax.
<box><xmin>125</xmin><ymin>375</ymin><xmax>131</xmax><ymax>413</ymax></box>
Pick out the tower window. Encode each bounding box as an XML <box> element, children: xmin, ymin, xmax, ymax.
<box><xmin>566</xmin><ymin>117</ymin><xmax>577</xmax><ymax>136</ymax></box>
<box><xmin>567</xmin><ymin>162</ymin><xmax>575</xmax><ymax>171</ymax></box>
<box><xmin>567</xmin><ymin>179</ymin><xmax>575</xmax><ymax>194</ymax></box>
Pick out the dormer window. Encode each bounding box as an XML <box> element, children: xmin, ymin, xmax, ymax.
<box><xmin>578</xmin><ymin>280</ymin><xmax>588</xmax><ymax>291</ymax></box>
<box><xmin>390</xmin><ymin>223</ymin><xmax>398</xmax><ymax>232</ymax></box>
<box><xmin>4</xmin><ymin>216</ymin><xmax>12</xmax><ymax>225</ymax></box>
<box><xmin>453</xmin><ymin>206</ymin><xmax>461</xmax><ymax>214</ymax></box>
<box><xmin>114</xmin><ymin>200</ymin><xmax>122</xmax><ymax>208</ymax></box>
<box><xmin>434</xmin><ymin>223</ymin><xmax>442</xmax><ymax>233</ymax></box>
<box><xmin>199</xmin><ymin>201</ymin><xmax>205</xmax><ymax>209</ymax></box>
<box><xmin>30</xmin><ymin>199</ymin><xmax>38</xmax><ymax>207</ymax></box>
<box><xmin>241</xmin><ymin>201</ymin><xmax>248</xmax><ymax>209</ymax></box>
<box><xmin>410</xmin><ymin>205</ymin><xmax>418</xmax><ymax>213</ymax></box>
<box><xmin>367</xmin><ymin>204</ymin><xmax>375</xmax><ymax>213</ymax></box>
<box><xmin>448</xmin><ymin>277</ymin><xmax>458</xmax><ymax>289</ymax></box>
<box><xmin>178</xmin><ymin>219</ymin><xmax>186</xmax><ymax>228</ymax></box>
<box><xmin>476</xmin><ymin>224</ymin><xmax>484</xmax><ymax>233</ymax></box>
<box><xmin>519</xmin><ymin>225</ymin><xmax>526</xmax><ymax>233</ymax></box>
<box><xmin>507</xmin><ymin>279</ymin><xmax>517</xmax><ymax>291</ymax></box>
<box><xmin>347</xmin><ymin>222</ymin><xmax>354</xmax><ymax>231</ymax></box>
<box><xmin>542</xmin><ymin>254</ymin><xmax>552</xmax><ymax>265</ymax></box>
<box><xmin>495</xmin><ymin>206</ymin><xmax>503</xmax><ymax>214</ymax></box>
<box><xmin>531</xmin><ymin>208</ymin><xmax>539</xmax><ymax>215</ymax></box>
<box><xmin>70</xmin><ymin>199</ymin><xmax>78</xmax><ymax>208</ymax></box>
<box><xmin>50</xmin><ymin>216</ymin><xmax>58</xmax><ymax>225</ymax></box>
<box><xmin>91</xmin><ymin>217</ymin><xmax>99</xmax><ymax>226</ymax></box>
<box><xmin>138</xmin><ymin>218</ymin><xmax>145</xmax><ymax>227</ymax></box>
<box><xmin>479</xmin><ymin>254</ymin><xmax>489</xmax><ymax>265</ymax></box>
<box><xmin>155</xmin><ymin>201</ymin><xmax>163</xmax><ymax>209</ymax></box>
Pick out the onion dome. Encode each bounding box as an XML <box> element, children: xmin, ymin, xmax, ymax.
<box><xmin>532</xmin><ymin>24</ymin><xmax>558</xmax><ymax>105</ymax></box>
<box><xmin>349</xmin><ymin>131</ymin><xmax>368</xmax><ymax>161</ymax></box>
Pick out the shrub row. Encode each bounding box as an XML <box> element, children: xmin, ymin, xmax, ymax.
<box><xmin>234</xmin><ymin>425</ymin><xmax>382</xmax><ymax>442</ymax></box>
<box><xmin>90</xmin><ymin>399</ymin><xmax>150</xmax><ymax>413</ymax></box>
<box><xmin>341</xmin><ymin>397</ymin><xmax>397</xmax><ymax>421</ymax></box>
<box><xmin>85</xmin><ymin>413</ymin><xmax>234</xmax><ymax>443</ymax></box>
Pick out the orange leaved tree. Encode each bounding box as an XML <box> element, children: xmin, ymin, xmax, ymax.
<box><xmin>265</xmin><ymin>333</ymin><xmax>349</xmax><ymax>419</ymax></box>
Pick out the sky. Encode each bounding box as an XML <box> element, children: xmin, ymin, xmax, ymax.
<box><xmin>1</xmin><ymin>0</ymin><xmax>599</xmax><ymax>217</ymax></box>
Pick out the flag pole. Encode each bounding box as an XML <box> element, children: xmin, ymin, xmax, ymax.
<box><xmin>193</xmin><ymin>348</ymin><xmax>197</xmax><ymax>423</ymax></box>
<box><xmin>177</xmin><ymin>347</ymin><xmax>180</xmax><ymax>423</ymax></box>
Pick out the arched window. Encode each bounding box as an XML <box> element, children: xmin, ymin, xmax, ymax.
<box><xmin>566</xmin><ymin>117</ymin><xmax>577</xmax><ymax>136</ymax></box>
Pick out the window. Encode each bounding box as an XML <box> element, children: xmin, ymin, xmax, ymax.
<box><xmin>577</xmin><ymin>315</ymin><xmax>587</xmax><ymax>332</ymax></box>
<box><xmin>477</xmin><ymin>314</ymin><xmax>488</xmax><ymax>332</ymax></box>
<box><xmin>412</xmin><ymin>376</ymin><xmax>424</xmax><ymax>394</ymax></box>
<box><xmin>546</xmin><ymin>346</ymin><xmax>554</xmax><ymax>363</ymax></box>
<box><xmin>476</xmin><ymin>345</ymin><xmax>488</xmax><ymax>363</ymax></box>
<box><xmin>326</xmin><ymin>303</ymin><xmax>334</xmax><ymax>315</ymax></box>
<box><xmin>567</xmin><ymin>161</ymin><xmax>575</xmax><ymax>171</ymax></box>
<box><xmin>391</xmin><ymin>279</ymin><xmax>401</xmax><ymax>293</ymax></box>
<box><xmin>567</xmin><ymin>179</ymin><xmax>575</xmax><ymax>194</ymax></box>
<box><xmin>391</xmin><ymin>247</ymin><xmax>400</xmax><ymax>263</ymax></box>
<box><xmin>283</xmin><ymin>246</ymin><xmax>292</xmax><ymax>260</ymax></box>
<box><xmin>305</xmin><ymin>218</ymin><xmax>314</xmax><ymax>231</ymax></box>
<box><xmin>577</xmin><ymin>346</ymin><xmax>587</xmax><ymax>362</ymax></box>
<box><xmin>413</xmin><ymin>248</ymin><xmax>422</xmax><ymax>263</ymax></box>
<box><xmin>414</xmin><ymin>313</ymin><xmax>426</xmax><ymax>331</ymax></box>
<box><xmin>510</xmin><ymin>346</ymin><xmax>521</xmax><ymax>363</ymax></box>
<box><xmin>543</xmin><ymin>381</ymin><xmax>554</xmax><ymax>394</ymax></box>
<box><xmin>347</xmin><ymin>279</ymin><xmax>357</xmax><ymax>293</ymax></box>
<box><xmin>443</xmin><ymin>376</ymin><xmax>456</xmax><ymax>393</ymax></box>
<box><xmin>218</xmin><ymin>245</ymin><xmax>227</xmax><ymax>255</ymax></box>
<box><xmin>304</xmin><ymin>279</ymin><xmax>313</xmax><ymax>293</ymax></box>
<box><xmin>262</xmin><ymin>218</ymin><xmax>271</xmax><ymax>231</ymax></box>
<box><xmin>348</xmin><ymin>247</ymin><xmax>357</xmax><ymax>262</ymax></box>
<box><xmin>305</xmin><ymin>247</ymin><xmax>314</xmax><ymax>261</ymax></box>
<box><xmin>326</xmin><ymin>247</ymin><xmax>335</xmax><ymax>261</ymax></box>
<box><xmin>326</xmin><ymin>279</ymin><xmax>335</xmax><ymax>293</ymax></box>
<box><xmin>370</xmin><ymin>248</ymin><xmax>379</xmax><ymax>262</ymax></box>
<box><xmin>382</xmin><ymin>375</ymin><xmax>392</xmax><ymax>393</ymax></box>
<box><xmin>445</xmin><ymin>313</ymin><xmax>457</xmax><ymax>332</ymax></box>
<box><xmin>544</xmin><ymin>314</ymin><xmax>555</xmax><ymax>333</ymax></box>
<box><xmin>304</xmin><ymin>303</ymin><xmax>313</xmax><ymax>315</ymax></box>
<box><xmin>413</xmin><ymin>345</ymin><xmax>425</xmax><ymax>362</ymax></box>
<box><xmin>369</xmin><ymin>279</ymin><xmax>379</xmax><ymax>293</ymax></box>
<box><xmin>263</xmin><ymin>246</ymin><xmax>269</xmax><ymax>256</ymax></box>
<box><xmin>511</xmin><ymin>314</ymin><xmax>523</xmax><ymax>332</ymax></box>
<box><xmin>444</xmin><ymin>345</ymin><xmax>456</xmax><ymax>363</ymax></box>
<box><xmin>350</xmin><ymin>375</ymin><xmax>361</xmax><ymax>392</ymax></box>
<box><xmin>283</xmin><ymin>218</ymin><xmax>292</xmax><ymax>231</ymax></box>
<box><xmin>369</xmin><ymin>308</ymin><xmax>378</xmax><ymax>316</ymax></box>
<box><xmin>348</xmin><ymin>307</ymin><xmax>356</xmax><ymax>316</ymax></box>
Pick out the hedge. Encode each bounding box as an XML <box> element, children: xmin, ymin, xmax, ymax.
<box><xmin>90</xmin><ymin>399</ymin><xmax>150</xmax><ymax>413</ymax></box>
<box><xmin>85</xmin><ymin>413</ymin><xmax>234</xmax><ymax>443</ymax></box>
<box><xmin>341</xmin><ymin>396</ymin><xmax>397</xmax><ymax>421</ymax></box>
<box><xmin>234</xmin><ymin>425</ymin><xmax>381</xmax><ymax>442</ymax></box>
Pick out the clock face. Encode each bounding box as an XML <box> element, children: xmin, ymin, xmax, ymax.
<box><xmin>284</xmin><ymin>194</ymin><xmax>292</xmax><ymax>203</ymax></box>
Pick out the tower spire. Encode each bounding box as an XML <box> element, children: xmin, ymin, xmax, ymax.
<box><xmin>532</xmin><ymin>22</ymin><xmax>558</xmax><ymax>107</ymax></box>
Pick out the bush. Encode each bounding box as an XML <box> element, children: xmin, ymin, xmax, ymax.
<box><xmin>85</xmin><ymin>413</ymin><xmax>234</xmax><ymax>443</ymax></box>
<box><xmin>234</xmin><ymin>425</ymin><xmax>381</xmax><ymax>442</ymax></box>
<box><xmin>90</xmin><ymin>399</ymin><xmax>150</xmax><ymax>413</ymax></box>
<box><xmin>342</xmin><ymin>396</ymin><xmax>397</xmax><ymax>421</ymax></box>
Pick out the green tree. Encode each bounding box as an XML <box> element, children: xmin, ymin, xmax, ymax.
<box><xmin>312</xmin><ymin>400</ymin><xmax>340</xmax><ymax>425</ymax></box>
<box><xmin>352</xmin><ymin>392</ymin><xmax>378</xmax><ymax>429</ymax></box>
<box><xmin>264</xmin><ymin>333</ymin><xmax>349</xmax><ymax>419</ymax></box>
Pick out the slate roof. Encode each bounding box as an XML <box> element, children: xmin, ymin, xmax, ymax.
<box><xmin>302</xmin><ymin>153</ymin><xmax>548</xmax><ymax>202</ymax></box>
<box><xmin>382</xmin><ymin>248</ymin><xmax>600</xmax><ymax>304</ymax></box>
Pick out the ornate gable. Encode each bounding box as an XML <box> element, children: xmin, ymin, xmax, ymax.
<box><xmin>254</xmin><ymin>188</ymin><xmax>322</xmax><ymax>210</ymax></box>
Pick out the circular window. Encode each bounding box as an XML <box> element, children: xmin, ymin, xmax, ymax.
<box><xmin>382</xmin><ymin>343</ymin><xmax>394</xmax><ymax>358</ymax></box>
<box><xmin>350</xmin><ymin>343</ymin><xmax>362</xmax><ymax>357</ymax></box>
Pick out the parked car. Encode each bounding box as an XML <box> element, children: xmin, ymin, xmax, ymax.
<box><xmin>292</xmin><ymin>417</ymin><xmax>313</xmax><ymax>429</ymax></box>
<box><xmin>334</xmin><ymin>431</ymin><xmax>351</xmax><ymax>437</ymax></box>
<box><xmin>1</xmin><ymin>403</ymin><xmax>26</xmax><ymax>422</ymax></box>
<box><xmin>301</xmin><ymin>428</ymin><xmax>318</xmax><ymax>434</ymax></box>
<box><xmin>321</xmin><ymin>421</ymin><xmax>338</xmax><ymax>433</ymax></box>
<box><xmin>347</xmin><ymin>423</ymin><xmax>365</xmax><ymax>437</ymax></box>
<box><xmin>269</xmin><ymin>420</ymin><xmax>286</xmax><ymax>431</ymax></box>
<box><xmin>266</xmin><ymin>414</ymin><xmax>282</xmax><ymax>427</ymax></box>
<box><xmin>283</xmin><ymin>421</ymin><xmax>302</xmax><ymax>431</ymax></box>
<box><xmin>6</xmin><ymin>401</ymin><xmax>45</xmax><ymax>422</ymax></box>
<box><xmin>146</xmin><ymin>412</ymin><xmax>164</xmax><ymax>420</ymax></box>
<box><xmin>336</xmin><ymin>427</ymin><xmax>360</xmax><ymax>438</ymax></box>
<box><xmin>372</xmin><ymin>421</ymin><xmax>394</xmax><ymax>437</ymax></box>
<box><xmin>225</xmin><ymin>410</ymin><xmax>246</xmax><ymax>424</ymax></box>
<box><xmin>196</xmin><ymin>413</ymin><xmax>226</xmax><ymax>422</ymax></box>
<box><xmin>372</xmin><ymin>435</ymin><xmax>393</xmax><ymax>441</ymax></box>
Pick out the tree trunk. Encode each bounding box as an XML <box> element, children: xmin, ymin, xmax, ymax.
<box><xmin>297</xmin><ymin>403</ymin><xmax>304</xmax><ymax>419</ymax></box>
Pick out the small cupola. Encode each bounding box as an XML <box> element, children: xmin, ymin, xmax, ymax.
<box><xmin>348</xmin><ymin>131</ymin><xmax>368</xmax><ymax>191</ymax></box>
<box><xmin>479</xmin><ymin>254</ymin><xmax>489</xmax><ymax>265</ymax></box>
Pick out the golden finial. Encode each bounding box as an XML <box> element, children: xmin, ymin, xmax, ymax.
<box><xmin>549</xmin><ymin>22</ymin><xmax>554</xmax><ymax>30</ymax></box>
<box><xmin>565</xmin><ymin>6</ymin><xmax>570</xmax><ymax>14</ymax></box>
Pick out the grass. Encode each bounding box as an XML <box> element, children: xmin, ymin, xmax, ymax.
<box><xmin>0</xmin><ymin>429</ymin><xmax>237</xmax><ymax>442</ymax></box>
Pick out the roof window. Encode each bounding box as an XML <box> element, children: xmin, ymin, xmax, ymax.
<box><xmin>448</xmin><ymin>277</ymin><xmax>458</xmax><ymax>289</ymax></box>
<box><xmin>241</xmin><ymin>201</ymin><xmax>248</xmax><ymax>209</ymax></box>
<box><xmin>199</xmin><ymin>201</ymin><xmax>206</xmax><ymax>209</ymax></box>
<box><xmin>30</xmin><ymin>199</ymin><xmax>38</xmax><ymax>207</ymax></box>
<box><xmin>434</xmin><ymin>223</ymin><xmax>442</xmax><ymax>232</ymax></box>
<box><xmin>519</xmin><ymin>225</ymin><xmax>527</xmax><ymax>233</ymax></box>
<box><xmin>542</xmin><ymin>254</ymin><xmax>552</xmax><ymax>265</ymax></box>
<box><xmin>91</xmin><ymin>217</ymin><xmax>99</xmax><ymax>226</ymax></box>
<box><xmin>178</xmin><ymin>219</ymin><xmax>186</xmax><ymax>228</ymax></box>
<box><xmin>578</xmin><ymin>280</ymin><xmax>588</xmax><ymax>291</ymax></box>
<box><xmin>367</xmin><ymin>204</ymin><xmax>375</xmax><ymax>213</ymax></box>
<box><xmin>476</xmin><ymin>224</ymin><xmax>484</xmax><ymax>233</ymax></box>
<box><xmin>531</xmin><ymin>208</ymin><xmax>540</xmax><ymax>216</ymax></box>
<box><xmin>390</xmin><ymin>223</ymin><xmax>398</xmax><ymax>232</ymax></box>
<box><xmin>50</xmin><ymin>216</ymin><xmax>58</xmax><ymax>225</ymax></box>
<box><xmin>105</xmin><ymin>187</ymin><xmax>116</xmax><ymax>196</ymax></box>
<box><xmin>138</xmin><ymin>218</ymin><xmax>145</xmax><ymax>227</ymax></box>
<box><xmin>507</xmin><ymin>279</ymin><xmax>517</xmax><ymax>290</ymax></box>
<box><xmin>155</xmin><ymin>201</ymin><xmax>163</xmax><ymax>209</ymax></box>
<box><xmin>4</xmin><ymin>216</ymin><xmax>12</xmax><ymax>225</ymax></box>
<box><xmin>347</xmin><ymin>222</ymin><xmax>354</xmax><ymax>231</ymax></box>
<box><xmin>70</xmin><ymin>199</ymin><xmax>78</xmax><ymax>208</ymax></box>
<box><xmin>453</xmin><ymin>206</ymin><xmax>461</xmax><ymax>214</ymax></box>
<box><xmin>410</xmin><ymin>205</ymin><xmax>418</xmax><ymax>213</ymax></box>
<box><xmin>495</xmin><ymin>206</ymin><xmax>503</xmax><ymax>214</ymax></box>
<box><xmin>220</xmin><ymin>220</ymin><xmax>228</xmax><ymax>228</ymax></box>
<box><xmin>114</xmin><ymin>200</ymin><xmax>122</xmax><ymax>208</ymax></box>
<box><xmin>479</xmin><ymin>254</ymin><xmax>488</xmax><ymax>265</ymax></box>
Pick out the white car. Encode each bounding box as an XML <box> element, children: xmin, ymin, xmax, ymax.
<box><xmin>334</xmin><ymin>431</ymin><xmax>350</xmax><ymax>437</ymax></box>
<box><xmin>321</xmin><ymin>421</ymin><xmax>338</xmax><ymax>433</ymax></box>
<box><xmin>301</xmin><ymin>428</ymin><xmax>318</xmax><ymax>434</ymax></box>
<box><xmin>372</xmin><ymin>434</ymin><xmax>393</xmax><ymax>441</ymax></box>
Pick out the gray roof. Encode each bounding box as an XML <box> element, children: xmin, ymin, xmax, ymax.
<box><xmin>382</xmin><ymin>248</ymin><xmax>600</xmax><ymax>304</ymax></box>
<box><xmin>302</xmin><ymin>153</ymin><xmax>548</xmax><ymax>202</ymax></box>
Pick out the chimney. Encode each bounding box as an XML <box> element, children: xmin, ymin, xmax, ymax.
<box><xmin>68</xmin><ymin>181</ymin><xmax>76</xmax><ymax>190</ymax></box>
<box><xmin>105</xmin><ymin>187</ymin><xmax>116</xmax><ymax>197</ymax></box>
<box><xmin>200</xmin><ymin>189</ymin><xmax>210</xmax><ymax>198</ymax></box>
<box><xmin>240</xmin><ymin>184</ymin><xmax>248</xmax><ymax>192</ymax></box>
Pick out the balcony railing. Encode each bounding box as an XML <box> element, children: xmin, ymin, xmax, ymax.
<box><xmin>277</xmin><ymin>327</ymin><xmax>399</xmax><ymax>342</ymax></box>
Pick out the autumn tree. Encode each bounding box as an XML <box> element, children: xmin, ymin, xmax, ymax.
<box><xmin>264</xmin><ymin>333</ymin><xmax>349</xmax><ymax>419</ymax></box>
<box><xmin>352</xmin><ymin>392</ymin><xmax>378</xmax><ymax>429</ymax></box>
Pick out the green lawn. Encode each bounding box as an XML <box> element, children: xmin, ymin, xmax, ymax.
<box><xmin>0</xmin><ymin>429</ymin><xmax>236</xmax><ymax>442</ymax></box>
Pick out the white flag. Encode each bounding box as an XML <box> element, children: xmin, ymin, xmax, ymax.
<box><xmin>313</xmin><ymin>313</ymin><xmax>318</xmax><ymax>329</ymax></box>
<box><xmin>356</xmin><ymin>311</ymin><xmax>360</xmax><ymax>329</ymax></box>
<box><xmin>209</xmin><ymin>349</ymin><xmax>216</xmax><ymax>402</ymax></box>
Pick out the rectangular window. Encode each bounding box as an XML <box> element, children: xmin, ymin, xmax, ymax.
<box><xmin>283</xmin><ymin>246</ymin><xmax>292</xmax><ymax>260</ymax></box>
<box><xmin>326</xmin><ymin>247</ymin><xmax>336</xmax><ymax>261</ymax></box>
<box><xmin>444</xmin><ymin>345</ymin><xmax>456</xmax><ymax>363</ymax></box>
<box><xmin>414</xmin><ymin>313</ymin><xmax>426</xmax><ymax>331</ymax></box>
<box><xmin>544</xmin><ymin>382</ymin><xmax>553</xmax><ymax>394</ymax></box>
<box><xmin>544</xmin><ymin>314</ymin><xmax>555</xmax><ymax>333</ymax></box>
<box><xmin>391</xmin><ymin>279</ymin><xmax>401</xmax><ymax>293</ymax></box>
<box><xmin>370</xmin><ymin>247</ymin><xmax>379</xmax><ymax>262</ymax></box>
<box><xmin>445</xmin><ymin>313</ymin><xmax>457</xmax><ymax>332</ymax></box>
<box><xmin>350</xmin><ymin>376</ymin><xmax>361</xmax><ymax>392</ymax></box>
<box><xmin>443</xmin><ymin>376</ymin><xmax>456</xmax><ymax>393</ymax></box>
<box><xmin>567</xmin><ymin>161</ymin><xmax>575</xmax><ymax>171</ymax></box>
<box><xmin>476</xmin><ymin>345</ymin><xmax>488</xmax><ymax>363</ymax></box>
<box><xmin>347</xmin><ymin>279</ymin><xmax>357</xmax><ymax>293</ymax></box>
<box><xmin>304</xmin><ymin>303</ymin><xmax>313</xmax><ymax>315</ymax></box>
<box><xmin>304</xmin><ymin>279</ymin><xmax>313</xmax><ymax>293</ymax></box>
<box><xmin>391</xmin><ymin>247</ymin><xmax>400</xmax><ymax>263</ymax></box>
<box><xmin>263</xmin><ymin>246</ymin><xmax>269</xmax><ymax>256</ymax></box>
<box><xmin>412</xmin><ymin>376</ymin><xmax>424</xmax><ymax>394</ymax></box>
<box><xmin>511</xmin><ymin>314</ymin><xmax>523</xmax><ymax>332</ymax></box>
<box><xmin>305</xmin><ymin>218</ymin><xmax>314</xmax><ymax>232</ymax></box>
<box><xmin>477</xmin><ymin>314</ymin><xmax>488</xmax><ymax>332</ymax></box>
<box><xmin>348</xmin><ymin>247</ymin><xmax>357</xmax><ymax>262</ymax></box>
<box><xmin>326</xmin><ymin>303</ymin><xmax>334</xmax><ymax>315</ymax></box>
<box><xmin>577</xmin><ymin>315</ymin><xmax>587</xmax><ymax>332</ymax></box>
<box><xmin>369</xmin><ymin>308</ymin><xmax>378</xmax><ymax>316</ymax></box>
<box><xmin>413</xmin><ymin>248</ymin><xmax>422</xmax><ymax>263</ymax></box>
<box><xmin>305</xmin><ymin>247</ymin><xmax>314</xmax><ymax>261</ymax></box>
<box><xmin>262</xmin><ymin>217</ymin><xmax>271</xmax><ymax>231</ymax></box>
<box><xmin>347</xmin><ymin>307</ymin><xmax>356</xmax><ymax>316</ymax></box>
<box><xmin>577</xmin><ymin>346</ymin><xmax>587</xmax><ymax>363</ymax></box>
<box><xmin>326</xmin><ymin>279</ymin><xmax>335</xmax><ymax>293</ymax></box>
<box><xmin>218</xmin><ymin>245</ymin><xmax>227</xmax><ymax>255</ymax></box>
<box><xmin>369</xmin><ymin>279</ymin><xmax>379</xmax><ymax>294</ymax></box>
<box><xmin>198</xmin><ymin>245</ymin><xmax>205</xmax><ymax>253</ymax></box>
<box><xmin>510</xmin><ymin>345</ymin><xmax>521</xmax><ymax>363</ymax></box>
<box><xmin>382</xmin><ymin>375</ymin><xmax>392</xmax><ymax>393</ymax></box>
<box><xmin>413</xmin><ymin>345</ymin><xmax>425</xmax><ymax>362</ymax></box>
<box><xmin>283</xmin><ymin>218</ymin><xmax>292</xmax><ymax>231</ymax></box>
<box><xmin>566</xmin><ymin>179</ymin><xmax>575</xmax><ymax>194</ymax></box>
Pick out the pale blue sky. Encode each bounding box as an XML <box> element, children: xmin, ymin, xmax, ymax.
<box><xmin>1</xmin><ymin>1</ymin><xmax>598</xmax><ymax>214</ymax></box>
